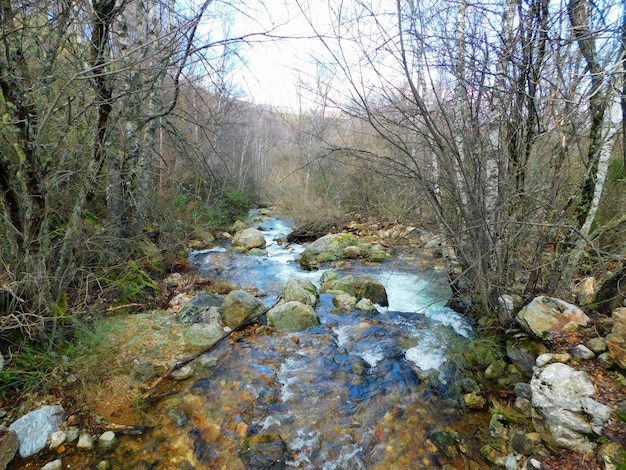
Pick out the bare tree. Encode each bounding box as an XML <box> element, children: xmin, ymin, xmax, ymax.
<box><xmin>297</xmin><ymin>0</ymin><xmax>624</xmax><ymax>319</ymax></box>
<box><xmin>0</xmin><ymin>0</ymin><xmax>277</xmax><ymax>340</ymax></box>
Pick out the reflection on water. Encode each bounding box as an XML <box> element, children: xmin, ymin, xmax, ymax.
<box><xmin>103</xmin><ymin>212</ymin><xmax>489</xmax><ymax>468</ymax></box>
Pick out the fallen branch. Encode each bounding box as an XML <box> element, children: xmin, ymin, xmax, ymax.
<box><xmin>106</xmin><ymin>303</ymin><xmax>146</xmax><ymax>312</ymax></box>
<box><xmin>141</xmin><ymin>305</ymin><xmax>272</xmax><ymax>401</ymax></box>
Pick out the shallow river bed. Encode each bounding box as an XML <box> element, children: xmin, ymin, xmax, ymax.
<box><xmin>17</xmin><ymin>213</ymin><xmax>493</xmax><ymax>469</ymax></box>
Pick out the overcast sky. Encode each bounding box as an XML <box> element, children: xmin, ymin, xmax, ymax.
<box><xmin>195</xmin><ymin>0</ymin><xmax>333</xmax><ymax>111</ymax></box>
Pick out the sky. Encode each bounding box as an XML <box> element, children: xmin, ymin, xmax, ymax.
<box><xmin>196</xmin><ymin>0</ymin><xmax>334</xmax><ymax>111</ymax></box>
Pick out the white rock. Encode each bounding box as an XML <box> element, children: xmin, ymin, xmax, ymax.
<box><xmin>48</xmin><ymin>430</ymin><xmax>67</xmax><ymax>450</ymax></box>
<box><xmin>98</xmin><ymin>430</ymin><xmax>117</xmax><ymax>449</ymax></box>
<box><xmin>41</xmin><ymin>459</ymin><xmax>63</xmax><ymax>470</ymax></box>
<box><xmin>580</xmin><ymin>397</ymin><xmax>612</xmax><ymax>434</ymax></box>
<box><xmin>8</xmin><ymin>405</ymin><xmax>64</xmax><ymax>458</ymax></box>
<box><xmin>531</xmin><ymin>363</ymin><xmax>608</xmax><ymax>452</ymax></box>
<box><xmin>516</xmin><ymin>296</ymin><xmax>589</xmax><ymax>337</ymax></box>
<box><xmin>66</xmin><ymin>426</ymin><xmax>80</xmax><ymax>442</ymax></box>
<box><xmin>535</xmin><ymin>354</ymin><xmax>555</xmax><ymax>368</ymax></box>
<box><xmin>77</xmin><ymin>431</ymin><xmax>94</xmax><ymax>450</ymax></box>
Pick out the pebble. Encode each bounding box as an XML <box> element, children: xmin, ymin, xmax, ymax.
<box><xmin>570</xmin><ymin>344</ymin><xmax>595</xmax><ymax>360</ymax></box>
<box><xmin>41</xmin><ymin>459</ymin><xmax>62</xmax><ymax>470</ymax></box>
<box><xmin>514</xmin><ymin>382</ymin><xmax>532</xmax><ymax>400</ymax></box>
<box><xmin>513</xmin><ymin>397</ymin><xmax>532</xmax><ymax>418</ymax></box>
<box><xmin>598</xmin><ymin>352</ymin><xmax>615</xmax><ymax>369</ymax></box>
<box><xmin>536</xmin><ymin>353</ymin><xmax>570</xmax><ymax>368</ymax></box>
<box><xmin>77</xmin><ymin>431</ymin><xmax>94</xmax><ymax>450</ymax></box>
<box><xmin>535</xmin><ymin>353</ymin><xmax>554</xmax><ymax>368</ymax></box>
<box><xmin>585</xmin><ymin>337</ymin><xmax>607</xmax><ymax>354</ymax></box>
<box><xmin>66</xmin><ymin>414</ymin><xmax>80</xmax><ymax>426</ymax></box>
<box><xmin>98</xmin><ymin>431</ymin><xmax>117</xmax><ymax>449</ymax></box>
<box><xmin>96</xmin><ymin>461</ymin><xmax>110</xmax><ymax>470</ymax></box>
<box><xmin>66</xmin><ymin>426</ymin><xmax>80</xmax><ymax>442</ymax></box>
<box><xmin>48</xmin><ymin>430</ymin><xmax>67</xmax><ymax>450</ymax></box>
<box><xmin>171</xmin><ymin>365</ymin><xmax>193</xmax><ymax>381</ymax></box>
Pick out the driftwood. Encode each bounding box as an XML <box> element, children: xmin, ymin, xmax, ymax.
<box><xmin>141</xmin><ymin>305</ymin><xmax>272</xmax><ymax>401</ymax></box>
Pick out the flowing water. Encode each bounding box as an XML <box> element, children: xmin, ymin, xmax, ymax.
<box><xmin>21</xmin><ymin>213</ymin><xmax>492</xmax><ymax>469</ymax></box>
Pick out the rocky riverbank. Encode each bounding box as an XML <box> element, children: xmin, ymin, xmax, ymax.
<box><xmin>1</xmin><ymin>212</ymin><xmax>625</xmax><ymax>469</ymax></box>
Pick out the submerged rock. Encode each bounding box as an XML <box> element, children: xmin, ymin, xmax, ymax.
<box><xmin>183</xmin><ymin>323</ymin><xmax>223</xmax><ymax>347</ymax></box>
<box><xmin>97</xmin><ymin>431</ymin><xmax>117</xmax><ymax>449</ymax></box>
<box><xmin>267</xmin><ymin>301</ymin><xmax>320</xmax><ymax>332</ymax></box>
<box><xmin>41</xmin><ymin>460</ymin><xmax>62</xmax><ymax>470</ymax></box>
<box><xmin>239</xmin><ymin>433</ymin><xmax>291</xmax><ymax>469</ymax></box>
<box><xmin>129</xmin><ymin>362</ymin><xmax>157</xmax><ymax>384</ymax></box>
<box><xmin>8</xmin><ymin>405</ymin><xmax>64</xmax><ymax>458</ymax></box>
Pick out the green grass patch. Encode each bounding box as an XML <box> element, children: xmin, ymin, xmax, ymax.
<box><xmin>0</xmin><ymin>341</ymin><xmax>58</xmax><ymax>397</ymax></box>
<box><xmin>447</xmin><ymin>332</ymin><xmax>506</xmax><ymax>375</ymax></box>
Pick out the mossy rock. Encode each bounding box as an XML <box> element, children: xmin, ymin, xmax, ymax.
<box><xmin>267</xmin><ymin>301</ymin><xmax>320</xmax><ymax>332</ymax></box>
<box><xmin>239</xmin><ymin>433</ymin><xmax>291</xmax><ymax>469</ymax></box>
<box><xmin>279</xmin><ymin>279</ymin><xmax>319</xmax><ymax>307</ymax></box>
<box><xmin>324</xmin><ymin>275</ymin><xmax>388</xmax><ymax>307</ymax></box>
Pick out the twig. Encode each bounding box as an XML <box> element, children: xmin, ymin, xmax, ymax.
<box><xmin>106</xmin><ymin>303</ymin><xmax>146</xmax><ymax>312</ymax></box>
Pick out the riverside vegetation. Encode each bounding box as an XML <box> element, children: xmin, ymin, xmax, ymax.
<box><xmin>1</xmin><ymin>209</ymin><xmax>625</xmax><ymax>469</ymax></box>
<box><xmin>2</xmin><ymin>0</ymin><xmax>626</xmax><ymax>468</ymax></box>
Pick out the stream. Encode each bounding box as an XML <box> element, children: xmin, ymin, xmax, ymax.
<box><xmin>39</xmin><ymin>212</ymin><xmax>492</xmax><ymax>468</ymax></box>
<box><xmin>157</xmin><ymin>211</ymin><xmax>489</xmax><ymax>469</ymax></box>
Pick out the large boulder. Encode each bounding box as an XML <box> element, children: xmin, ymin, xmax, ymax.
<box><xmin>299</xmin><ymin>233</ymin><xmax>357</xmax><ymax>269</ymax></box>
<box><xmin>177</xmin><ymin>291</ymin><xmax>223</xmax><ymax>324</ymax></box>
<box><xmin>299</xmin><ymin>233</ymin><xmax>390</xmax><ymax>269</ymax></box>
<box><xmin>9</xmin><ymin>405</ymin><xmax>64</xmax><ymax>458</ymax></box>
<box><xmin>530</xmin><ymin>363</ymin><xmax>611</xmax><ymax>452</ymax></box>
<box><xmin>516</xmin><ymin>296</ymin><xmax>589</xmax><ymax>338</ymax></box>
<box><xmin>323</xmin><ymin>274</ymin><xmax>388</xmax><ymax>307</ymax></box>
<box><xmin>607</xmin><ymin>307</ymin><xmax>626</xmax><ymax>369</ymax></box>
<box><xmin>267</xmin><ymin>301</ymin><xmax>320</xmax><ymax>332</ymax></box>
<box><xmin>220</xmin><ymin>290</ymin><xmax>265</xmax><ymax>328</ymax></box>
<box><xmin>279</xmin><ymin>279</ymin><xmax>319</xmax><ymax>307</ymax></box>
<box><xmin>232</xmin><ymin>228</ymin><xmax>266</xmax><ymax>251</ymax></box>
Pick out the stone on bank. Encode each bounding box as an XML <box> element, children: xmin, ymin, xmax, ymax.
<box><xmin>530</xmin><ymin>362</ymin><xmax>611</xmax><ymax>452</ymax></box>
<box><xmin>8</xmin><ymin>405</ymin><xmax>64</xmax><ymax>458</ymax></box>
